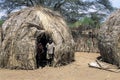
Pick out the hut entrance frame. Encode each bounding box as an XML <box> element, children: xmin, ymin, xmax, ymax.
<box><xmin>36</xmin><ymin>31</ymin><xmax>51</xmax><ymax>67</ymax></box>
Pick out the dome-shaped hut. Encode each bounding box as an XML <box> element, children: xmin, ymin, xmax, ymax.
<box><xmin>0</xmin><ymin>6</ymin><xmax>75</xmax><ymax>69</ymax></box>
<box><xmin>98</xmin><ymin>9</ymin><xmax>120</xmax><ymax>67</ymax></box>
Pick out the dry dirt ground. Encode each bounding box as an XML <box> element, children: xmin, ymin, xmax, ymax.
<box><xmin>0</xmin><ymin>52</ymin><xmax>120</xmax><ymax>80</ymax></box>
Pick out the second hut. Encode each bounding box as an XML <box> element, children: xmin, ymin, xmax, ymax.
<box><xmin>98</xmin><ymin>9</ymin><xmax>120</xmax><ymax>67</ymax></box>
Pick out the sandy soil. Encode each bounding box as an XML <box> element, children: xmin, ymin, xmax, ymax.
<box><xmin>0</xmin><ymin>52</ymin><xmax>120</xmax><ymax>80</ymax></box>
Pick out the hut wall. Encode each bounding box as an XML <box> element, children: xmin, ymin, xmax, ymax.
<box><xmin>1</xmin><ymin>26</ymin><xmax>37</xmax><ymax>69</ymax></box>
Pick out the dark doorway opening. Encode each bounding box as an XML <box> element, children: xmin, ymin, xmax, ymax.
<box><xmin>36</xmin><ymin>32</ymin><xmax>50</xmax><ymax>68</ymax></box>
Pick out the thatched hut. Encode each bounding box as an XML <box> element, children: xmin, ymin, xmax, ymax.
<box><xmin>0</xmin><ymin>6</ymin><xmax>75</xmax><ymax>69</ymax></box>
<box><xmin>98</xmin><ymin>9</ymin><xmax>120</xmax><ymax>67</ymax></box>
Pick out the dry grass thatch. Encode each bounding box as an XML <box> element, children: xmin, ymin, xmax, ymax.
<box><xmin>98</xmin><ymin>9</ymin><xmax>120</xmax><ymax>67</ymax></box>
<box><xmin>0</xmin><ymin>6</ymin><xmax>75</xmax><ymax>69</ymax></box>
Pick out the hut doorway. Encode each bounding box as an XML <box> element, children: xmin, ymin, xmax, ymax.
<box><xmin>36</xmin><ymin>32</ymin><xmax>50</xmax><ymax>68</ymax></box>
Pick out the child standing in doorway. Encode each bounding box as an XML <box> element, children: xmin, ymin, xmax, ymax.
<box><xmin>46</xmin><ymin>39</ymin><xmax>55</xmax><ymax>66</ymax></box>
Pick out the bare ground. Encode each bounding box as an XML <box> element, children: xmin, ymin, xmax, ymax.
<box><xmin>0</xmin><ymin>52</ymin><xmax>120</xmax><ymax>80</ymax></box>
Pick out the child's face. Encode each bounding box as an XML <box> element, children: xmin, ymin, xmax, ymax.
<box><xmin>49</xmin><ymin>40</ymin><xmax>52</xmax><ymax>43</ymax></box>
